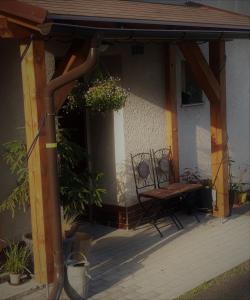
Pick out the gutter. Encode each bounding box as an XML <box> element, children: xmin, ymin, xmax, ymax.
<box><xmin>38</xmin><ymin>22</ymin><xmax>250</xmax><ymax>40</ymax></box>
<box><xmin>45</xmin><ymin>37</ymin><xmax>98</xmax><ymax>300</ymax></box>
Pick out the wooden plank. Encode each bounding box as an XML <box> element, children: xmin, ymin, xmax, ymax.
<box><xmin>54</xmin><ymin>41</ymin><xmax>90</xmax><ymax>111</ymax></box>
<box><xmin>20</xmin><ymin>40</ymin><xmax>54</xmax><ymax>283</ymax></box>
<box><xmin>209</xmin><ymin>40</ymin><xmax>230</xmax><ymax>217</ymax></box>
<box><xmin>166</xmin><ymin>43</ymin><xmax>179</xmax><ymax>182</ymax></box>
<box><xmin>0</xmin><ymin>16</ymin><xmax>32</xmax><ymax>38</ymax></box>
<box><xmin>0</xmin><ymin>16</ymin><xmax>10</xmax><ymax>37</ymax></box>
<box><xmin>178</xmin><ymin>41</ymin><xmax>221</xmax><ymax>104</ymax></box>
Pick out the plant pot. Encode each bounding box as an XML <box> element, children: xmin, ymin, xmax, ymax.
<box><xmin>9</xmin><ymin>273</ymin><xmax>21</xmax><ymax>285</ymax></box>
<box><xmin>197</xmin><ymin>187</ymin><xmax>213</xmax><ymax>212</ymax></box>
<box><xmin>72</xmin><ymin>232</ymin><xmax>92</xmax><ymax>260</ymax></box>
<box><xmin>22</xmin><ymin>233</ymin><xmax>33</xmax><ymax>252</ymax></box>
<box><xmin>233</xmin><ymin>191</ymin><xmax>248</xmax><ymax>207</ymax></box>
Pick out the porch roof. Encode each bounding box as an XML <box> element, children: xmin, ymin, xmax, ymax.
<box><xmin>20</xmin><ymin>0</ymin><xmax>250</xmax><ymax>29</ymax></box>
<box><xmin>0</xmin><ymin>0</ymin><xmax>249</xmax><ymax>35</ymax></box>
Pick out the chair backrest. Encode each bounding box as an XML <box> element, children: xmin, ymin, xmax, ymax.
<box><xmin>130</xmin><ymin>152</ymin><xmax>156</xmax><ymax>194</ymax></box>
<box><xmin>151</xmin><ymin>147</ymin><xmax>174</xmax><ymax>187</ymax></box>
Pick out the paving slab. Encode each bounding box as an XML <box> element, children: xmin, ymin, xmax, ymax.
<box><xmin>0</xmin><ymin>279</ymin><xmax>44</xmax><ymax>300</ymax></box>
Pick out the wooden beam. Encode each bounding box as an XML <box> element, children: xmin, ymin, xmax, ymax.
<box><xmin>54</xmin><ymin>41</ymin><xmax>90</xmax><ymax>111</ymax></box>
<box><xmin>20</xmin><ymin>40</ymin><xmax>54</xmax><ymax>283</ymax></box>
<box><xmin>166</xmin><ymin>44</ymin><xmax>179</xmax><ymax>182</ymax></box>
<box><xmin>0</xmin><ymin>16</ymin><xmax>32</xmax><ymax>38</ymax></box>
<box><xmin>209</xmin><ymin>40</ymin><xmax>230</xmax><ymax>217</ymax></box>
<box><xmin>178</xmin><ymin>41</ymin><xmax>221</xmax><ymax>104</ymax></box>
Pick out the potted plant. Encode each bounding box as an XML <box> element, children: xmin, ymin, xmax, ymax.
<box><xmin>229</xmin><ymin>162</ymin><xmax>249</xmax><ymax>208</ymax></box>
<box><xmin>230</xmin><ymin>182</ymin><xmax>249</xmax><ymax>207</ymax></box>
<box><xmin>181</xmin><ymin>167</ymin><xmax>202</xmax><ymax>184</ymax></box>
<box><xmin>1</xmin><ymin>243</ymin><xmax>30</xmax><ymax>285</ymax></box>
<box><xmin>181</xmin><ymin>168</ymin><xmax>213</xmax><ymax>212</ymax></box>
<box><xmin>85</xmin><ymin>76</ymin><xmax>128</xmax><ymax>112</ymax></box>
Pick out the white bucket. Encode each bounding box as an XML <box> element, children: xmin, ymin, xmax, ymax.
<box><xmin>64</xmin><ymin>252</ymin><xmax>91</xmax><ymax>300</ymax></box>
<box><xmin>9</xmin><ymin>273</ymin><xmax>21</xmax><ymax>285</ymax></box>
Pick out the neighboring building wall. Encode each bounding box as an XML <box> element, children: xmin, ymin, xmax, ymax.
<box><xmin>197</xmin><ymin>0</ymin><xmax>250</xmax><ymax>15</ymax></box>
<box><xmin>0</xmin><ymin>40</ymin><xmax>31</xmax><ymax>241</ymax></box>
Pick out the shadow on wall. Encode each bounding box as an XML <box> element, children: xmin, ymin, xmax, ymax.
<box><xmin>0</xmin><ymin>40</ymin><xmax>32</xmax><ymax>241</ymax></box>
<box><xmin>89</xmin><ymin>111</ymin><xmax>117</xmax><ymax>205</ymax></box>
<box><xmin>120</xmin><ymin>43</ymin><xmax>211</xmax><ymax>197</ymax></box>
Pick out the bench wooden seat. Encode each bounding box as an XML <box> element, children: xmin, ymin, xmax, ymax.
<box><xmin>140</xmin><ymin>183</ymin><xmax>202</xmax><ymax>200</ymax></box>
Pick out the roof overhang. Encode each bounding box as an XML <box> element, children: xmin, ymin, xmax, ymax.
<box><xmin>0</xmin><ymin>0</ymin><xmax>249</xmax><ymax>41</ymax></box>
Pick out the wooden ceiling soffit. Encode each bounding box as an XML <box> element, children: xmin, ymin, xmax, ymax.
<box><xmin>0</xmin><ymin>15</ymin><xmax>34</xmax><ymax>38</ymax></box>
<box><xmin>178</xmin><ymin>41</ymin><xmax>220</xmax><ymax>104</ymax></box>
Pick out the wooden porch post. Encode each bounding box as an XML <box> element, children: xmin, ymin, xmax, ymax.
<box><xmin>166</xmin><ymin>44</ymin><xmax>179</xmax><ymax>182</ymax></box>
<box><xmin>20</xmin><ymin>40</ymin><xmax>54</xmax><ymax>283</ymax></box>
<box><xmin>209</xmin><ymin>40</ymin><xmax>230</xmax><ymax>217</ymax></box>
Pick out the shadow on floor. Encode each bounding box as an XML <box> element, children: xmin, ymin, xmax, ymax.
<box><xmin>77</xmin><ymin>203</ymin><xmax>249</xmax><ymax>298</ymax></box>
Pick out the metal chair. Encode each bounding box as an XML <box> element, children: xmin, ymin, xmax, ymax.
<box><xmin>151</xmin><ymin>148</ymin><xmax>202</xmax><ymax>223</ymax></box>
<box><xmin>151</xmin><ymin>147</ymin><xmax>174</xmax><ymax>188</ymax></box>
<box><xmin>130</xmin><ymin>152</ymin><xmax>182</xmax><ymax>237</ymax></box>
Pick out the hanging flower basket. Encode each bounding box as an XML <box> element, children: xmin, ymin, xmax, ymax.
<box><xmin>85</xmin><ymin>77</ymin><xmax>129</xmax><ymax>112</ymax></box>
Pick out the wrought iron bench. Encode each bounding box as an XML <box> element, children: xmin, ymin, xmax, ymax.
<box><xmin>151</xmin><ymin>147</ymin><xmax>202</xmax><ymax>223</ymax></box>
<box><xmin>131</xmin><ymin>152</ymin><xmax>184</xmax><ymax>237</ymax></box>
<box><xmin>131</xmin><ymin>149</ymin><xmax>203</xmax><ymax>237</ymax></box>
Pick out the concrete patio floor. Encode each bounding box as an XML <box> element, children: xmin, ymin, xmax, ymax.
<box><xmin>3</xmin><ymin>204</ymin><xmax>250</xmax><ymax>300</ymax></box>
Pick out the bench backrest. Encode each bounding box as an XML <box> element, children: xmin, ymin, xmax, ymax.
<box><xmin>151</xmin><ymin>147</ymin><xmax>174</xmax><ymax>188</ymax></box>
<box><xmin>130</xmin><ymin>152</ymin><xmax>157</xmax><ymax>194</ymax></box>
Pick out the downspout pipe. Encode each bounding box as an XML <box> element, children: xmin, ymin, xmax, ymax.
<box><xmin>45</xmin><ymin>37</ymin><xmax>98</xmax><ymax>300</ymax></box>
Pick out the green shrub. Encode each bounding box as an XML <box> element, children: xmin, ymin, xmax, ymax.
<box><xmin>1</xmin><ymin>141</ymin><xmax>29</xmax><ymax>216</ymax></box>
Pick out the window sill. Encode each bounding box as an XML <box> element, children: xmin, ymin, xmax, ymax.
<box><xmin>181</xmin><ymin>102</ymin><xmax>204</xmax><ymax>108</ymax></box>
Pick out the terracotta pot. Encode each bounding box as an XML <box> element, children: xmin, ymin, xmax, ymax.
<box><xmin>9</xmin><ymin>273</ymin><xmax>21</xmax><ymax>285</ymax></box>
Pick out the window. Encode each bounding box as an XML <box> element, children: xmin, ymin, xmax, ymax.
<box><xmin>181</xmin><ymin>61</ymin><xmax>203</xmax><ymax>106</ymax></box>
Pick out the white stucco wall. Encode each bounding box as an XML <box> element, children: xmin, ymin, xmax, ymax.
<box><xmin>113</xmin><ymin>0</ymin><xmax>250</xmax><ymax>206</ymax></box>
<box><xmin>177</xmin><ymin>44</ymin><xmax>212</xmax><ymax>179</ymax></box>
<box><xmin>122</xmin><ymin>44</ymin><xmax>167</xmax><ymax>206</ymax></box>
<box><xmin>89</xmin><ymin>44</ymin><xmax>167</xmax><ymax>207</ymax></box>
<box><xmin>95</xmin><ymin>32</ymin><xmax>250</xmax><ymax>207</ymax></box>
